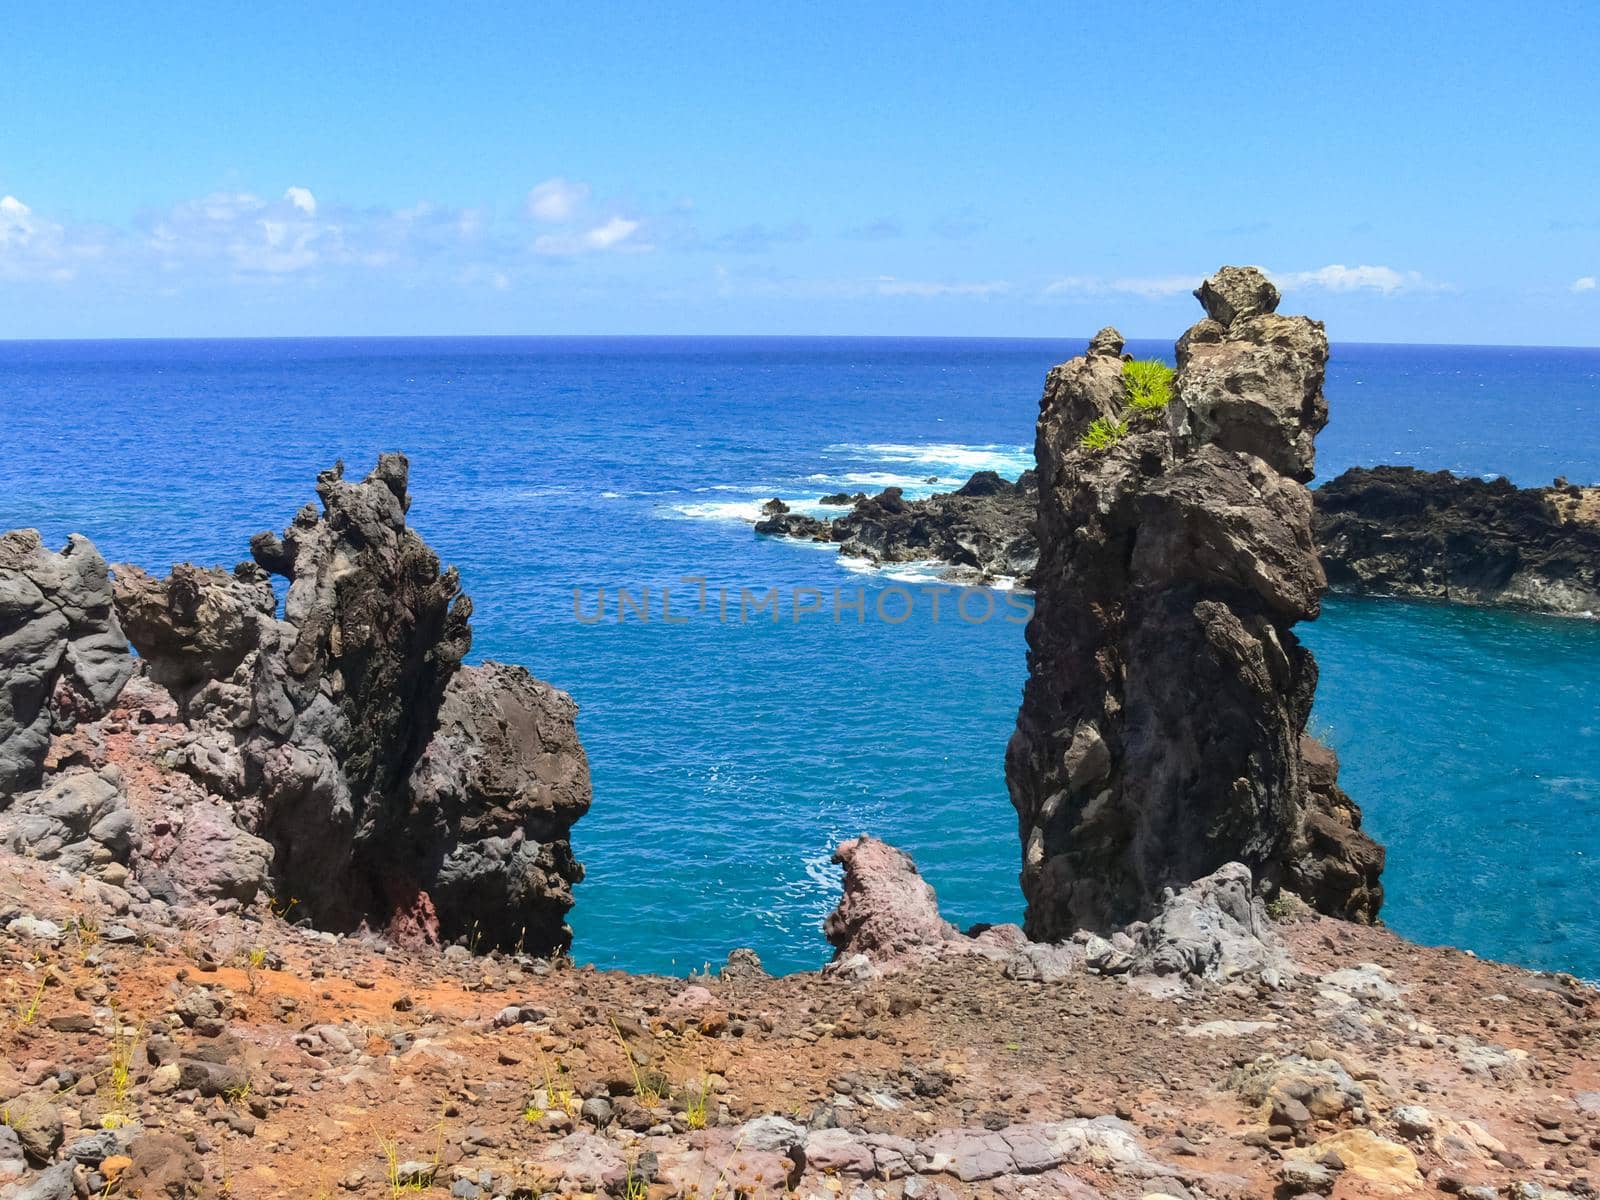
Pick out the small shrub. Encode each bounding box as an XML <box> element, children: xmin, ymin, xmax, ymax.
<box><xmin>680</xmin><ymin>1074</ymin><xmax>712</xmax><ymax>1130</ymax></box>
<box><xmin>610</xmin><ymin>1018</ymin><xmax>664</xmax><ymax>1107</ymax></box>
<box><xmin>13</xmin><ymin>977</ymin><xmax>48</xmax><ymax>1029</ymax></box>
<box><xmin>102</xmin><ymin>1016</ymin><xmax>136</xmax><ymax>1129</ymax></box>
<box><xmin>1080</xmin><ymin>417</ymin><xmax>1129</xmax><ymax>453</ymax></box>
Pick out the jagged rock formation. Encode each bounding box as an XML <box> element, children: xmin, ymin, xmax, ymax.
<box><xmin>1315</xmin><ymin>466</ymin><xmax>1600</xmax><ymax>616</ymax></box>
<box><xmin>1</xmin><ymin>460</ymin><xmax>589</xmax><ymax>955</ymax></box>
<box><xmin>105</xmin><ymin>454</ymin><xmax>590</xmax><ymax>953</ymax></box>
<box><xmin>0</xmin><ymin>532</ymin><xmax>134</xmax><ymax>793</ymax></box>
<box><xmin>1006</xmin><ymin>267</ymin><xmax>1384</xmax><ymax>940</ymax></box>
<box><xmin>754</xmin><ymin>471</ymin><xmax>1038</xmax><ymax>581</ymax></box>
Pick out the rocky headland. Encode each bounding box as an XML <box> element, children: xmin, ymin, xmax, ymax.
<box><xmin>752</xmin><ymin>422</ymin><xmax>1598</xmax><ymax>626</ymax></box>
<box><xmin>3</xmin><ymin>278</ymin><xmax>1598</xmax><ymax>1200</ymax></box>
<box><xmin>1314</xmin><ymin>467</ymin><xmax>1600</xmax><ymax>616</ymax></box>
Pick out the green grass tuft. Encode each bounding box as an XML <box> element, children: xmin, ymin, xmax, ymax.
<box><xmin>1079</xmin><ymin>417</ymin><xmax>1129</xmax><ymax>453</ymax></box>
<box><xmin>1122</xmin><ymin>357</ymin><xmax>1174</xmax><ymax>419</ymax></box>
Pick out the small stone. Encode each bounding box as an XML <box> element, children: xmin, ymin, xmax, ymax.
<box><xmin>394</xmin><ymin>1162</ymin><xmax>436</xmax><ymax>1187</ymax></box>
<box><xmin>5</xmin><ymin>1097</ymin><xmax>64</xmax><ymax>1164</ymax></box>
<box><xmin>1281</xmin><ymin>1159</ymin><xmax>1334</xmax><ymax>1191</ymax></box>
<box><xmin>1393</xmin><ymin>1105</ymin><xmax>1437</xmax><ymax>1138</ymax></box>
<box><xmin>148</xmin><ymin>1064</ymin><xmax>181</xmax><ymax>1095</ymax></box>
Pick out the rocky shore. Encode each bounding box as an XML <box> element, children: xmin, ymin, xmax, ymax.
<box><xmin>753</xmin><ymin>446</ymin><xmax>1598</xmax><ymax>626</ymax></box>
<box><xmin>753</xmin><ymin>472</ymin><xmax>1040</xmax><ymax>583</ymax></box>
<box><xmin>1315</xmin><ymin>467</ymin><xmax>1600</xmax><ymax>616</ymax></box>
<box><xmin>3</xmin><ymin>271</ymin><xmax>1598</xmax><ymax>1200</ymax></box>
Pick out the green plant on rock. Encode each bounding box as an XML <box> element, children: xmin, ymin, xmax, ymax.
<box><xmin>680</xmin><ymin>1073</ymin><xmax>712</xmax><ymax>1130</ymax></box>
<box><xmin>102</xmin><ymin>1012</ymin><xmax>137</xmax><ymax>1129</ymax></box>
<box><xmin>610</xmin><ymin>1017</ymin><xmax>665</xmax><ymax>1107</ymax></box>
<box><xmin>1080</xmin><ymin>417</ymin><xmax>1129</xmax><ymax>453</ymax></box>
<box><xmin>1122</xmin><ymin>357</ymin><xmax>1174</xmax><ymax>420</ymax></box>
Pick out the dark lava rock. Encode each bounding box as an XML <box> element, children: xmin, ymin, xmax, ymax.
<box><xmin>755</xmin><ymin>473</ymin><xmax>1038</xmax><ymax>581</ymax></box>
<box><xmin>1313</xmin><ymin>465</ymin><xmax>1600</xmax><ymax>616</ymax></box>
<box><xmin>111</xmin><ymin>454</ymin><xmax>590</xmax><ymax>954</ymax></box>
<box><xmin>0</xmin><ymin>531</ymin><xmax>134</xmax><ymax>793</ymax></box>
<box><xmin>1006</xmin><ymin>267</ymin><xmax>1384</xmax><ymax>938</ymax></box>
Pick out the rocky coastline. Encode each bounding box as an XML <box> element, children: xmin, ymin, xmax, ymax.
<box><xmin>3</xmin><ymin>273</ymin><xmax>1598</xmax><ymax>1200</ymax></box>
<box><xmin>752</xmin><ymin>449</ymin><xmax>1598</xmax><ymax>625</ymax></box>
<box><xmin>1315</xmin><ymin>467</ymin><xmax>1600</xmax><ymax>616</ymax></box>
<box><xmin>753</xmin><ymin>471</ymin><xmax>1040</xmax><ymax>584</ymax></box>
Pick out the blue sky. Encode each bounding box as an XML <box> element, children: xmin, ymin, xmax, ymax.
<box><xmin>3</xmin><ymin>2</ymin><xmax>1598</xmax><ymax>343</ymax></box>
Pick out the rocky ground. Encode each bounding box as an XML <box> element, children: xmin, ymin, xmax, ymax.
<box><xmin>3</xmin><ymin>847</ymin><xmax>1599</xmax><ymax>1200</ymax></box>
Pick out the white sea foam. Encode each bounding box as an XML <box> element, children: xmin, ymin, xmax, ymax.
<box><xmin>666</xmin><ymin>499</ymin><xmax>769</xmax><ymax>522</ymax></box>
<box><xmin>805</xmin><ymin>471</ymin><xmax>943</xmax><ymax>490</ymax></box>
<box><xmin>670</xmin><ymin>493</ymin><xmax>849</xmax><ymax>522</ymax></box>
<box><xmin>824</xmin><ymin>441</ymin><xmax>1034</xmax><ymax>478</ymax></box>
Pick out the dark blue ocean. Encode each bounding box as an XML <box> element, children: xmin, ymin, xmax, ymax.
<box><xmin>2</xmin><ymin>337</ymin><xmax>1597</xmax><ymax>977</ymax></box>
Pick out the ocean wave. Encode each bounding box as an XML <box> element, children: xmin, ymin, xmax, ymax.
<box><xmin>665</xmin><ymin>499</ymin><xmax>770</xmax><ymax>522</ymax></box>
<box><xmin>824</xmin><ymin>441</ymin><xmax>1034</xmax><ymax>478</ymax></box>
<box><xmin>669</xmin><ymin>493</ymin><xmax>850</xmax><ymax>523</ymax></box>
<box><xmin>804</xmin><ymin>471</ymin><xmax>944</xmax><ymax>490</ymax></box>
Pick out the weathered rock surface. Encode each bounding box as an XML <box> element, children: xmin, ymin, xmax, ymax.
<box><xmin>825</xmin><ymin>835</ymin><xmax>1288</xmax><ymax>991</ymax></box>
<box><xmin>1314</xmin><ymin>465</ymin><xmax>1600</xmax><ymax>616</ymax></box>
<box><xmin>1007</xmin><ymin>268</ymin><xmax>1384</xmax><ymax>939</ymax></box>
<box><xmin>106</xmin><ymin>455</ymin><xmax>589</xmax><ymax>953</ymax></box>
<box><xmin>755</xmin><ymin>471</ymin><xmax>1038</xmax><ymax>581</ymax></box>
<box><xmin>405</xmin><ymin>661</ymin><xmax>591</xmax><ymax>951</ymax></box>
<box><xmin>0</xmin><ymin>532</ymin><xmax>133</xmax><ymax>794</ymax></box>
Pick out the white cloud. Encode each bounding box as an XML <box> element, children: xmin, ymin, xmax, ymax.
<box><xmin>0</xmin><ymin>194</ymin><xmax>99</xmax><ymax>282</ymax></box>
<box><xmin>145</xmin><ymin>190</ymin><xmax>342</xmax><ymax>274</ymax></box>
<box><xmin>1271</xmin><ymin>264</ymin><xmax>1432</xmax><ymax>294</ymax></box>
<box><xmin>875</xmin><ymin>276</ymin><xmax>1008</xmax><ymax>298</ymax></box>
<box><xmin>0</xmin><ymin>194</ymin><xmax>36</xmax><ymax>245</ymax></box>
<box><xmin>527</xmin><ymin>177</ymin><xmax>592</xmax><ymax>223</ymax></box>
<box><xmin>534</xmin><ymin>216</ymin><xmax>647</xmax><ymax>256</ymax></box>
<box><xmin>1572</xmin><ymin>276</ymin><xmax>1597</xmax><ymax>293</ymax></box>
<box><xmin>1044</xmin><ymin>274</ymin><xmax>1199</xmax><ymax>299</ymax></box>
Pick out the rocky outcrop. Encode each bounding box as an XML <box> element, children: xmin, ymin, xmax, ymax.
<box><xmin>0</xmin><ymin>532</ymin><xmax>134</xmax><ymax>793</ymax></box>
<box><xmin>1314</xmin><ymin>466</ymin><xmax>1600</xmax><ymax>616</ymax></box>
<box><xmin>754</xmin><ymin>471</ymin><xmax>1038</xmax><ymax>581</ymax></box>
<box><xmin>1007</xmin><ymin>267</ymin><xmax>1384</xmax><ymax>940</ymax></box>
<box><xmin>824</xmin><ymin>835</ymin><xmax>1290</xmax><ymax>990</ymax></box>
<box><xmin>109</xmin><ymin>455</ymin><xmax>589</xmax><ymax>954</ymax></box>
<box><xmin>405</xmin><ymin>662</ymin><xmax>590</xmax><ymax>951</ymax></box>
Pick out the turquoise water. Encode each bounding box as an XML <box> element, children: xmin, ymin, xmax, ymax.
<box><xmin>1</xmin><ymin>336</ymin><xmax>1596</xmax><ymax>976</ymax></box>
<box><xmin>1307</xmin><ymin>598</ymin><xmax>1600</xmax><ymax>975</ymax></box>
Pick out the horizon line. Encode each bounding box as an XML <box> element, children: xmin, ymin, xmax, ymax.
<box><xmin>4</xmin><ymin>332</ymin><xmax>1600</xmax><ymax>352</ymax></box>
